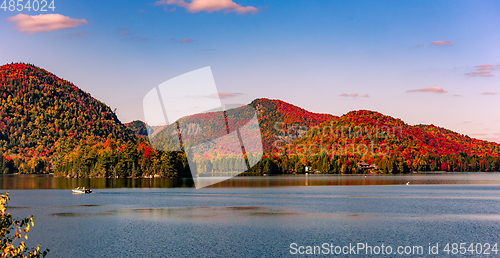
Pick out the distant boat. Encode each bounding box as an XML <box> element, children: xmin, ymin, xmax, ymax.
<box><xmin>72</xmin><ymin>187</ymin><xmax>92</xmax><ymax>194</ymax></box>
<box><xmin>406</xmin><ymin>182</ymin><xmax>410</xmax><ymax>186</ymax></box>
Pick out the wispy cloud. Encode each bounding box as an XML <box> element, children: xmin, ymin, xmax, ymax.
<box><xmin>452</xmin><ymin>94</ymin><xmax>462</xmax><ymax>97</ymax></box>
<box><xmin>7</xmin><ymin>14</ymin><xmax>89</xmax><ymax>34</ymax></box>
<box><xmin>208</xmin><ymin>92</ymin><xmax>243</xmax><ymax>99</ymax></box>
<box><xmin>154</xmin><ymin>0</ymin><xmax>258</xmax><ymax>14</ymax></box>
<box><xmin>407</xmin><ymin>87</ymin><xmax>447</xmax><ymax>93</ymax></box>
<box><xmin>170</xmin><ymin>38</ymin><xmax>196</xmax><ymax>43</ymax></box>
<box><xmin>475</xmin><ymin>64</ymin><xmax>495</xmax><ymax>71</ymax></box>
<box><xmin>117</xmin><ymin>27</ymin><xmax>147</xmax><ymax>41</ymax></box>
<box><xmin>481</xmin><ymin>92</ymin><xmax>497</xmax><ymax>95</ymax></box>
<box><xmin>127</xmin><ymin>36</ymin><xmax>147</xmax><ymax>42</ymax></box>
<box><xmin>466</xmin><ymin>64</ymin><xmax>495</xmax><ymax>77</ymax></box>
<box><xmin>340</xmin><ymin>93</ymin><xmax>369</xmax><ymax>98</ymax></box>
<box><xmin>52</xmin><ymin>31</ymin><xmax>90</xmax><ymax>39</ymax></box>
<box><xmin>431</xmin><ymin>40</ymin><xmax>454</xmax><ymax>46</ymax></box>
<box><xmin>415</xmin><ymin>44</ymin><xmax>424</xmax><ymax>47</ymax></box>
<box><xmin>118</xmin><ymin>27</ymin><xmax>130</xmax><ymax>35</ymax></box>
<box><xmin>467</xmin><ymin>71</ymin><xmax>494</xmax><ymax>77</ymax></box>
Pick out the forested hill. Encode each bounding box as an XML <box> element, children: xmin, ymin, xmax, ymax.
<box><xmin>131</xmin><ymin>98</ymin><xmax>337</xmax><ymax>152</ymax></box>
<box><xmin>132</xmin><ymin>97</ymin><xmax>500</xmax><ymax>158</ymax></box>
<box><xmin>249</xmin><ymin>98</ymin><xmax>337</xmax><ymax>152</ymax></box>
<box><xmin>1</xmin><ymin>63</ymin><xmax>499</xmax><ymax>176</ymax></box>
<box><xmin>0</xmin><ymin>63</ymin><xmax>136</xmax><ymax>159</ymax></box>
<box><xmin>135</xmin><ymin>98</ymin><xmax>500</xmax><ymax>173</ymax></box>
<box><xmin>288</xmin><ymin>110</ymin><xmax>500</xmax><ymax>173</ymax></box>
<box><xmin>125</xmin><ymin>120</ymin><xmax>150</xmax><ymax>137</ymax></box>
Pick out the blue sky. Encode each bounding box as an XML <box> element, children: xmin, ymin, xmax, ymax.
<box><xmin>1</xmin><ymin>0</ymin><xmax>499</xmax><ymax>142</ymax></box>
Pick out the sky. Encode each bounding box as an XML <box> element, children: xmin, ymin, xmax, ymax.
<box><xmin>1</xmin><ymin>0</ymin><xmax>499</xmax><ymax>142</ymax></box>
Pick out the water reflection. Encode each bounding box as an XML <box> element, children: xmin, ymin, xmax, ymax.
<box><xmin>50</xmin><ymin>206</ymin><xmax>372</xmax><ymax>221</ymax></box>
<box><xmin>0</xmin><ymin>175</ymin><xmax>194</xmax><ymax>189</ymax></box>
<box><xmin>1</xmin><ymin>173</ymin><xmax>500</xmax><ymax>189</ymax></box>
<box><xmin>213</xmin><ymin>173</ymin><xmax>500</xmax><ymax>187</ymax></box>
<box><xmin>49</xmin><ymin>206</ymin><xmax>500</xmax><ymax>222</ymax></box>
<box><xmin>51</xmin><ymin>212</ymin><xmax>94</xmax><ymax>217</ymax></box>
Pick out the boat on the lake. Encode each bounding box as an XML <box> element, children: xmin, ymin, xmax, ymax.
<box><xmin>72</xmin><ymin>187</ymin><xmax>92</xmax><ymax>194</ymax></box>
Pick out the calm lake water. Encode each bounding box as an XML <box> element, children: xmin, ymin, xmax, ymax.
<box><xmin>3</xmin><ymin>174</ymin><xmax>500</xmax><ymax>257</ymax></box>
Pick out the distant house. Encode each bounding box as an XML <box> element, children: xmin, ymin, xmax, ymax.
<box><xmin>357</xmin><ymin>162</ymin><xmax>378</xmax><ymax>172</ymax></box>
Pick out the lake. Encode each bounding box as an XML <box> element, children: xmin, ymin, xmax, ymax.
<box><xmin>3</xmin><ymin>173</ymin><xmax>500</xmax><ymax>257</ymax></box>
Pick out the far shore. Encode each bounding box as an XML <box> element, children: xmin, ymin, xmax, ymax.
<box><xmin>1</xmin><ymin>171</ymin><xmax>496</xmax><ymax>179</ymax></box>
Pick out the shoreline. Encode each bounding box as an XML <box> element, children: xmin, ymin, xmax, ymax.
<box><xmin>0</xmin><ymin>171</ymin><xmax>498</xmax><ymax>179</ymax></box>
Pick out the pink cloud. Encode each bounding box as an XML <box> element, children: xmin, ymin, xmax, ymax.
<box><xmin>466</xmin><ymin>71</ymin><xmax>494</xmax><ymax>77</ymax></box>
<box><xmin>415</xmin><ymin>44</ymin><xmax>424</xmax><ymax>47</ymax></box>
<box><xmin>170</xmin><ymin>38</ymin><xmax>196</xmax><ymax>43</ymax></box>
<box><xmin>452</xmin><ymin>94</ymin><xmax>462</xmax><ymax>97</ymax></box>
<box><xmin>431</xmin><ymin>40</ymin><xmax>454</xmax><ymax>46</ymax></box>
<box><xmin>481</xmin><ymin>92</ymin><xmax>497</xmax><ymax>95</ymax></box>
<box><xmin>7</xmin><ymin>14</ymin><xmax>89</xmax><ymax>34</ymax></box>
<box><xmin>340</xmin><ymin>93</ymin><xmax>369</xmax><ymax>98</ymax></box>
<box><xmin>475</xmin><ymin>64</ymin><xmax>494</xmax><ymax>71</ymax></box>
<box><xmin>466</xmin><ymin>64</ymin><xmax>496</xmax><ymax>77</ymax></box>
<box><xmin>406</xmin><ymin>87</ymin><xmax>447</xmax><ymax>93</ymax></box>
<box><xmin>208</xmin><ymin>92</ymin><xmax>243</xmax><ymax>99</ymax></box>
<box><xmin>340</xmin><ymin>93</ymin><xmax>358</xmax><ymax>97</ymax></box>
<box><xmin>154</xmin><ymin>0</ymin><xmax>258</xmax><ymax>14</ymax></box>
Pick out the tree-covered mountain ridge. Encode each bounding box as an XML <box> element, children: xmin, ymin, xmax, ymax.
<box><xmin>0</xmin><ymin>63</ymin><xmax>137</xmax><ymax>174</ymax></box>
<box><xmin>1</xmin><ymin>63</ymin><xmax>499</xmax><ymax>176</ymax></box>
<box><xmin>302</xmin><ymin>109</ymin><xmax>500</xmax><ymax>157</ymax></box>
<box><xmin>124</xmin><ymin>97</ymin><xmax>500</xmax><ymax>174</ymax></box>
<box><xmin>126</xmin><ymin>98</ymin><xmax>500</xmax><ymax>174</ymax></box>
<box><xmin>127</xmin><ymin>98</ymin><xmax>500</xmax><ymax>158</ymax></box>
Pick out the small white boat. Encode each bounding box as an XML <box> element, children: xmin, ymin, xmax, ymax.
<box><xmin>72</xmin><ymin>187</ymin><xmax>92</xmax><ymax>194</ymax></box>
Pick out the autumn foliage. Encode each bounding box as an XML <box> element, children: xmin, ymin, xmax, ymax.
<box><xmin>1</xmin><ymin>63</ymin><xmax>499</xmax><ymax>177</ymax></box>
<box><xmin>0</xmin><ymin>63</ymin><xmax>135</xmax><ymax>174</ymax></box>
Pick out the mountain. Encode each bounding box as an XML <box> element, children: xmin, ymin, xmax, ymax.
<box><xmin>289</xmin><ymin>110</ymin><xmax>500</xmax><ymax>173</ymax></box>
<box><xmin>142</xmin><ymin>99</ymin><xmax>500</xmax><ymax>173</ymax></box>
<box><xmin>125</xmin><ymin>120</ymin><xmax>151</xmax><ymax>137</ymax></box>
<box><xmin>144</xmin><ymin>98</ymin><xmax>337</xmax><ymax>153</ymax></box>
<box><xmin>249</xmin><ymin>98</ymin><xmax>336</xmax><ymax>152</ymax></box>
<box><xmin>144</xmin><ymin>98</ymin><xmax>500</xmax><ymax>157</ymax></box>
<box><xmin>0</xmin><ymin>63</ymin><xmax>136</xmax><ymax>162</ymax></box>
<box><xmin>1</xmin><ymin>63</ymin><xmax>498</xmax><ymax>176</ymax></box>
<box><xmin>414</xmin><ymin>124</ymin><xmax>500</xmax><ymax>155</ymax></box>
<box><xmin>140</xmin><ymin>97</ymin><xmax>500</xmax><ymax>160</ymax></box>
<box><xmin>305</xmin><ymin>110</ymin><xmax>500</xmax><ymax>157</ymax></box>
